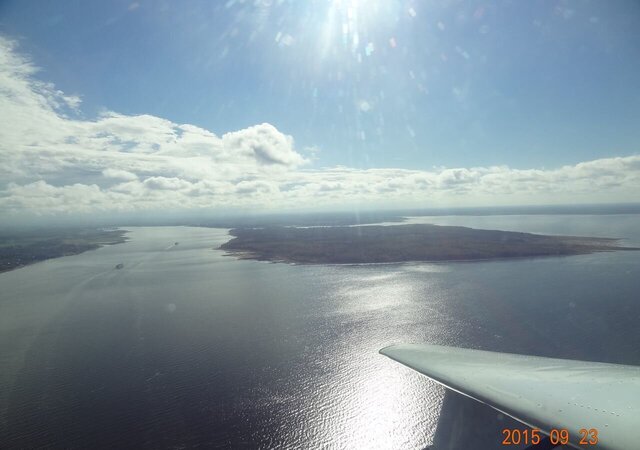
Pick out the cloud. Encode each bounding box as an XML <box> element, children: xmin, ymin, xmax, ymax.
<box><xmin>0</xmin><ymin>36</ymin><xmax>638</xmax><ymax>220</ymax></box>
<box><xmin>102</xmin><ymin>168</ymin><xmax>138</xmax><ymax>181</ymax></box>
<box><xmin>221</xmin><ymin>123</ymin><xmax>306</xmax><ymax>167</ymax></box>
<box><xmin>143</xmin><ymin>176</ymin><xmax>193</xmax><ymax>191</ymax></box>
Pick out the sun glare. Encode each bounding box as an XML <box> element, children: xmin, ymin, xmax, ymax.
<box><xmin>322</xmin><ymin>0</ymin><xmax>397</xmax><ymax>59</ymax></box>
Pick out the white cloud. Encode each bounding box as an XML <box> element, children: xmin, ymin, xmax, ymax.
<box><xmin>102</xmin><ymin>168</ymin><xmax>138</xmax><ymax>181</ymax></box>
<box><xmin>221</xmin><ymin>123</ymin><xmax>306</xmax><ymax>167</ymax></box>
<box><xmin>0</xmin><ymin>36</ymin><xmax>638</xmax><ymax>220</ymax></box>
<box><xmin>143</xmin><ymin>176</ymin><xmax>192</xmax><ymax>191</ymax></box>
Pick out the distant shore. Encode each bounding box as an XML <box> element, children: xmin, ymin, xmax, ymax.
<box><xmin>0</xmin><ymin>229</ymin><xmax>128</xmax><ymax>273</ymax></box>
<box><xmin>219</xmin><ymin>224</ymin><xmax>639</xmax><ymax>265</ymax></box>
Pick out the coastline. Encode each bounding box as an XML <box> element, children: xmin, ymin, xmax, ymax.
<box><xmin>0</xmin><ymin>228</ymin><xmax>129</xmax><ymax>274</ymax></box>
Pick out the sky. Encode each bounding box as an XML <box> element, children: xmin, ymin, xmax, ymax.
<box><xmin>0</xmin><ymin>0</ymin><xmax>639</xmax><ymax>222</ymax></box>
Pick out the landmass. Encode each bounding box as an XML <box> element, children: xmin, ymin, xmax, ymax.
<box><xmin>0</xmin><ymin>228</ymin><xmax>128</xmax><ymax>273</ymax></box>
<box><xmin>219</xmin><ymin>224</ymin><xmax>638</xmax><ymax>264</ymax></box>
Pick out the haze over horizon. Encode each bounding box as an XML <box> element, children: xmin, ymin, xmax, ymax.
<box><xmin>1</xmin><ymin>1</ymin><xmax>639</xmax><ymax>224</ymax></box>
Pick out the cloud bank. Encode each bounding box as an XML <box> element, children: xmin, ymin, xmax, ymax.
<box><xmin>0</xmin><ymin>36</ymin><xmax>638</xmax><ymax>221</ymax></box>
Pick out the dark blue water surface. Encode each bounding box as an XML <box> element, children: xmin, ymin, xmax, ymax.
<box><xmin>1</xmin><ymin>215</ymin><xmax>639</xmax><ymax>449</ymax></box>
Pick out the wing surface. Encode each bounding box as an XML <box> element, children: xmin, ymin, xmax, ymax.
<box><xmin>380</xmin><ymin>344</ymin><xmax>640</xmax><ymax>450</ymax></box>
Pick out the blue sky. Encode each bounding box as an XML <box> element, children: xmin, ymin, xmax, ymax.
<box><xmin>0</xmin><ymin>1</ymin><xmax>639</xmax><ymax>220</ymax></box>
<box><xmin>3</xmin><ymin>0</ymin><xmax>639</xmax><ymax>169</ymax></box>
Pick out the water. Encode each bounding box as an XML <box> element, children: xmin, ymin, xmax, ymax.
<box><xmin>1</xmin><ymin>216</ymin><xmax>639</xmax><ymax>449</ymax></box>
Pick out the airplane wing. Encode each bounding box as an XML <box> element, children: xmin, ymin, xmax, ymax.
<box><xmin>380</xmin><ymin>344</ymin><xmax>640</xmax><ymax>450</ymax></box>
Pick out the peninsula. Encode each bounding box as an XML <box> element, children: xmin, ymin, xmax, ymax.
<box><xmin>219</xmin><ymin>224</ymin><xmax>638</xmax><ymax>264</ymax></box>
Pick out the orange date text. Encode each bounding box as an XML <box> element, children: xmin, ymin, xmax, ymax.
<box><xmin>501</xmin><ymin>428</ymin><xmax>599</xmax><ymax>446</ymax></box>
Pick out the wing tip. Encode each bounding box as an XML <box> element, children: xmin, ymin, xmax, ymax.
<box><xmin>379</xmin><ymin>343</ymin><xmax>426</xmax><ymax>359</ymax></box>
<box><xmin>380</xmin><ymin>343</ymin><xmax>436</xmax><ymax>354</ymax></box>
<box><xmin>379</xmin><ymin>344</ymin><xmax>411</xmax><ymax>359</ymax></box>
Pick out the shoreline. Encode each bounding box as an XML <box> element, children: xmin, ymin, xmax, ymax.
<box><xmin>0</xmin><ymin>229</ymin><xmax>129</xmax><ymax>274</ymax></box>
